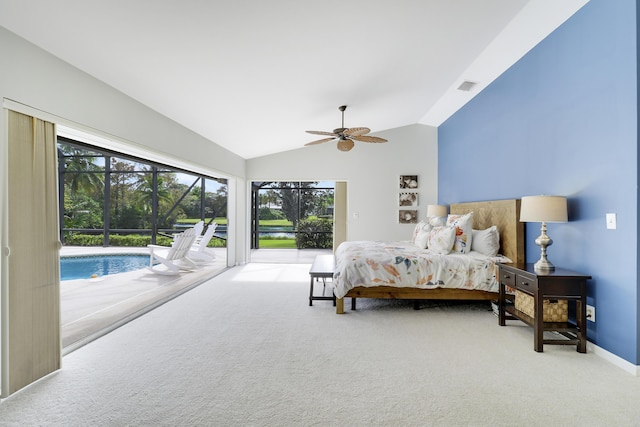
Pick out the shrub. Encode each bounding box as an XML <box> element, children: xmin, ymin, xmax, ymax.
<box><xmin>64</xmin><ymin>233</ymin><xmax>104</xmax><ymax>246</ymax></box>
<box><xmin>295</xmin><ymin>218</ymin><xmax>333</xmax><ymax>249</ymax></box>
<box><xmin>259</xmin><ymin>207</ymin><xmax>284</xmax><ymax>220</ymax></box>
<box><xmin>63</xmin><ymin>233</ymin><xmax>226</xmax><ymax>248</ymax></box>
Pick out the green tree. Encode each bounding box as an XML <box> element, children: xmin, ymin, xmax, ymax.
<box><xmin>59</xmin><ymin>143</ymin><xmax>105</xmax><ymax>230</ymax></box>
<box><xmin>135</xmin><ymin>172</ymin><xmax>175</xmax><ymax>226</ymax></box>
<box><xmin>59</xmin><ymin>144</ymin><xmax>104</xmax><ymax>194</ymax></box>
<box><xmin>278</xmin><ymin>182</ymin><xmax>317</xmax><ymax>229</ymax></box>
<box><xmin>109</xmin><ymin>160</ymin><xmax>137</xmax><ymax>229</ymax></box>
<box><xmin>209</xmin><ymin>185</ymin><xmax>228</xmax><ymax>219</ymax></box>
<box><xmin>63</xmin><ymin>192</ymin><xmax>103</xmax><ymax>229</ymax></box>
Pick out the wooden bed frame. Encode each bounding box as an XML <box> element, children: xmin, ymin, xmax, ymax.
<box><xmin>335</xmin><ymin>199</ymin><xmax>524</xmax><ymax>314</ymax></box>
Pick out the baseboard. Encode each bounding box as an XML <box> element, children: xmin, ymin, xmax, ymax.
<box><xmin>588</xmin><ymin>341</ymin><xmax>639</xmax><ymax>376</ymax></box>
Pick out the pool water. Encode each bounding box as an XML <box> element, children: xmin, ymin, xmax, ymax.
<box><xmin>60</xmin><ymin>254</ymin><xmax>149</xmax><ymax>281</ymax></box>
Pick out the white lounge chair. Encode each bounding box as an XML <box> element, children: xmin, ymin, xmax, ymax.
<box><xmin>189</xmin><ymin>223</ymin><xmax>217</xmax><ymax>263</ymax></box>
<box><xmin>147</xmin><ymin>228</ymin><xmax>198</xmax><ymax>275</ymax></box>
<box><xmin>193</xmin><ymin>220</ymin><xmax>204</xmax><ymax>237</ymax></box>
<box><xmin>172</xmin><ymin>221</ymin><xmax>204</xmax><ymax>246</ymax></box>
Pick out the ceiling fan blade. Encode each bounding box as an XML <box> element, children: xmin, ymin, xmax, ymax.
<box><xmin>343</xmin><ymin>127</ymin><xmax>370</xmax><ymax>137</ymax></box>
<box><xmin>351</xmin><ymin>135</ymin><xmax>388</xmax><ymax>143</ymax></box>
<box><xmin>305</xmin><ymin>137</ymin><xmax>336</xmax><ymax>146</ymax></box>
<box><xmin>306</xmin><ymin>130</ymin><xmax>336</xmax><ymax>136</ymax></box>
<box><xmin>337</xmin><ymin>139</ymin><xmax>355</xmax><ymax>152</ymax></box>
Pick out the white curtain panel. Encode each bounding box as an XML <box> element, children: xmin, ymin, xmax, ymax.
<box><xmin>4</xmin><ymin>110</ymin><xmax>60</xmax><ymax>396</ymax></box>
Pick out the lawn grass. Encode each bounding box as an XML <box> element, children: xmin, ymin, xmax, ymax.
<box><xmin>178</xmin><ymin>217</ymin><xmax>228</xmax><ymax>225</ymax></box>
<box><xmin>259</xmin><ymin>219</ymin><xmax>293</xmax><ymax>227</ymax></box>
<box><xmin>258</xmin><ymin>239</ymin><xmax>296</xmax><ymax>248</ymax></box>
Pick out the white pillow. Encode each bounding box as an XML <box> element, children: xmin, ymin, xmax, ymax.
<box><xmin>427</xmin><ymin>226</ymin><xmax>455</xmax><ymax>255</ymax></box>
<box><xmin>414</xmin><ymin>228</ymin><xmax>430</xmax><ymax>249</ymax></box>
<box><xmin>471</xmin><ymin>226</ymin><xmax>500</xmax><ymax>257</ymax></box>
<box><xmin>446</xmin><ymin>212</ymin><xmax>473</xmax><ymax>254</ymax></box>
<box><xmin>427</xmin><ymin>215</ymin><xmax>446</xmax><ymax>228</ymax></box>
<box><xmin>411</xmin><ymin>221</ymin><xmax>432</xmax><ymax>244</ymax></box>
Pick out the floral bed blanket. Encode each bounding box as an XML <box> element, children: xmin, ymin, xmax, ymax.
<box><xmin>333</xmin><ymin>240</ymin><xmax>511</xmax><ymax>299</ymax></box>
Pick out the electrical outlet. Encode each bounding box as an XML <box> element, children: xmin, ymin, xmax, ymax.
<box><xmin>586</xmin><ymin>304</ymin><xmax>595</xmax><ymax>322</ymax></box>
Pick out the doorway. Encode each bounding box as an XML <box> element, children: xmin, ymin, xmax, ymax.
<box><xmin>249</xmin><ymin>180</ymin><xmax>347</xmax><ymax>263</ymax></box>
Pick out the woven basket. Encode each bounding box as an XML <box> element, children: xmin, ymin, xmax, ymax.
<box><xmin>515</xmin><ymin>290</ymin><xmax>568</xmax><ymax>322</ymax></box>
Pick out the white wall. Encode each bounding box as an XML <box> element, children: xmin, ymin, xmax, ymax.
<box><xmin>0</xmin><ymin>27</ymin><xmax>245</xmax><ymax>179</ymax></box>
<box><xmin>247</xmin><ymin>124</ymin><xmax>438</xmax><ymax>242</ymax></box>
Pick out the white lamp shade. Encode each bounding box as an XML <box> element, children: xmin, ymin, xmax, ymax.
<box><xmin>427</xmin><ymin>204</ymin><xmax>447</xmax><ymax>218</ymax></box>
<box><xmin>520</xmin><ymin>195</ymin><xmax>568</xmax><ymax>223</ymax></box>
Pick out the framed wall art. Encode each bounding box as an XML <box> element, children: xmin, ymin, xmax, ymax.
<box><xmin>399</xmin><ymin>192</ymin><xmax>418</xmax><ymax>207</ymax></box>
<box><xmin>398</xmin><ymin>210</ymin><xmax>418</xmax><ymax>224</ymax></box>
<box><xmin>399</xmin><ymin>175</ymin><xmax>418</xmax><ymax>189</ymax></box>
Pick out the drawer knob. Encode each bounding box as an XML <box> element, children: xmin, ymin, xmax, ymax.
<box><xmin>504</xmin><ymin>274</ymin><xmax>511</xmax><ymax>279</ymax></box>
<box><xmin>521</xmin><ymin>281</ymin><xmax>528</xmax><ymax>286</ymax></box>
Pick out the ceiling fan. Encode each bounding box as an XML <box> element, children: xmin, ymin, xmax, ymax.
<box><xmin>305</xmin><ymin>105</ymin><xmax>388</xmax><ymax>152</ymax></box>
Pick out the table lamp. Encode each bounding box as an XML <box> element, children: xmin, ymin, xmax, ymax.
<box><xmin>520</xmin><ymin>195</ymin><xmax>568</xmax><ymax>271</ymax></box>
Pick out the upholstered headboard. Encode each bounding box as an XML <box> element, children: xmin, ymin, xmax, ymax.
<box><xmin>450</xmin><ymin>199</ymin><xmax>524</xmax><ymax>264</ymax></box>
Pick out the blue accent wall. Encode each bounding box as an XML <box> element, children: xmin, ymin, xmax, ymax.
<box><xmin>439</xmin><ymin>0</ymin><xmax>638</xmax><ymax>364</ymax></box>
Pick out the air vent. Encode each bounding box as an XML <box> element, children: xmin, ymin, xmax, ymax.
<box><xmin>457</xmin><ymin>80</ymin><xmax>477</xmax><ymax>92</ymax></box>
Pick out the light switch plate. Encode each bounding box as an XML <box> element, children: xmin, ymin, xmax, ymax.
<box><xmin>606</xmin><ymin>213</ymin><xmax>616</xmax><ymax>229</ymax></box>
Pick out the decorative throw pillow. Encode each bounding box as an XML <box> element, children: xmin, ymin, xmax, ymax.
<box><xmin>411</xmin><ymin>221</ymin><xmax>432</xmax><ymax>244</ymax></box>
<box><xmin>446</xmin><ymin>212</ymin><xmax>474</xmax><ymax>254</ymax></box>
<box><xmin>471</xmin><ymin>226</ymin><xmax>500</xmax><ymax>257</ymax></box>
<box><xmin>427</xmin><ymin>215</ymin><xmax>446</xmax><ymax>227</ymax></box>
<box><xmin>427</xmin><ymin>226</ymin><xmax>456</xmax><ymax>255</ymax></box>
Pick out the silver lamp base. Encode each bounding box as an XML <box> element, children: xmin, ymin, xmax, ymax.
<box><xmin>534</xmin><ymin>221</ymin><xmax>555</xmax><ymax>271</ymax></box>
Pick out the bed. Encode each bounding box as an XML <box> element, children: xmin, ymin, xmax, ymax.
<box><xmin>334</xmin><ymin>199</ymin><xmax>524</xmax><ymax>314</ymax></box>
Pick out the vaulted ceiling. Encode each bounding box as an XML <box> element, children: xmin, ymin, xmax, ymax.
<box><xmin>0</xmin><ymin>0</ymin><xmax>588</xmax><ymax>159</ymax></box>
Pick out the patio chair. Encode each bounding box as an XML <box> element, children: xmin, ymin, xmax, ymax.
<box><xmin>147</xmin><ymin>228</ymin><xmax>198</xmax><ymax>275</ymax></box>
<box><xmin>172</xmin><ymin>221</ymin><xmax>204</xmax><ymax>246</ymax></box>
<box><xmin>189</xmin><ymin>223</ymin><xmax>218</xmax><ymax>263</ymax></box>
<box><xmin>193</xmin><ymin>220</ymin><xmax>204</xmax><ymax>237</ymax></box>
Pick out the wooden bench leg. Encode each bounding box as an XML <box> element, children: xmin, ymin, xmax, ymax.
<box><xmin>336</xmin><ymin>297</ymin><xmax>345</xmax><ymax>314</ymax></box>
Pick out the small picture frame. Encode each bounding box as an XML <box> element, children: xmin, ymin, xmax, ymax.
<box><xmin>399</xmin><ymin>175</ymin><xmax>418</xmax><ymax>189</ymax></box>
<box><xmin>398</xmin><ymin>210</ymin><xmax>418</xmax><ymax>224</ymax></box>
<box><xmin>399</xmin><ymin>192</ymin><xmax>418</xmax><ymax>207</ymax></box>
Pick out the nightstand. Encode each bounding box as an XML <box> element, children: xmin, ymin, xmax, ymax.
<box><xmin>498</xmin><ymin>263</ymin><xmax>591</xmax><ymax>353</ymax></box>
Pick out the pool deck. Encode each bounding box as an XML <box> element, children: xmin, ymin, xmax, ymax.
<box><xmin>58</xmin><ymin>246</ymin><xmax>331</xmax><ymax>353</ymax></box>
<box><xmin>60</xmin><ymin>246</ymin><xmax>228</xmax><ymax>353</ymax></box>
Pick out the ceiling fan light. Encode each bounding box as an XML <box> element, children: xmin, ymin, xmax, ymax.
<box><xmin>337</xmin><ymin>139</ymin><xmax>354</xmax><ymax>152</ymax></box>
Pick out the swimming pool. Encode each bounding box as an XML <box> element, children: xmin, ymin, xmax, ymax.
<box><xmin>60</xmin><ymin>254</ymin><xmax>149</xmax><ymax>281</ymax></box>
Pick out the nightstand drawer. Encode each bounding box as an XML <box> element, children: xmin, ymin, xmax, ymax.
<box><xmin>514</xmin><ymin>272</ymin><xmax>537</xmax><ymax>293</ymax></box>
<box><xmin>499</xmin><ymin>269</ymin><xmax>516</xmax><ymax>287</ymax></box>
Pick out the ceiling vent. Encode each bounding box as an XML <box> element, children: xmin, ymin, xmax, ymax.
<box><xmin>457</xmin><ymin>80</ymin><xmax>477</xmax><ymax>92</ymax></box>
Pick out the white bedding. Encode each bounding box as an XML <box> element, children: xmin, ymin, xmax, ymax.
<box><xmin>333</xmin><ymin>240</ymin><xmax>511</xmax><ymax>299</ymax></box>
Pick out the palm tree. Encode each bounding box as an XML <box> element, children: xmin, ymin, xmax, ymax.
<box><xmin>59</xmin><ymin>144</ymin><xmax>104</xmax><ymax>194</ymax></box>
<box><xmin>135</xmin><ymin>172</ymin><xmax>174</xmax><ymax>216</ymax></box>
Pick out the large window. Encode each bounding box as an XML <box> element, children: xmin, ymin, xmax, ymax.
<box><xmin>251</xmin><ymin>181</ymin><xmax>334</xmax><ymax>249</ymax></box>
<box><xmin>58</xmin><ymin>137</ymin><xmax>228</xmax><ymax>247</ymax></box>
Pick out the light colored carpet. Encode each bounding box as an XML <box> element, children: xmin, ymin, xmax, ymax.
<box><xmin>1</xmin><ymin>263</ymin><xmax>639</xmax><ymax>426</ymax></box>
